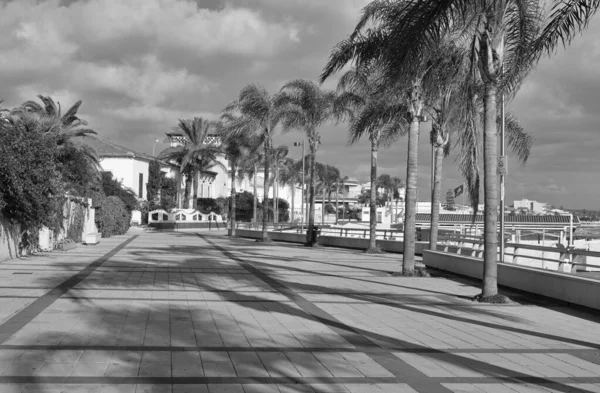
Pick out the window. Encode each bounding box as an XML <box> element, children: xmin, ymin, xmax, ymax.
<box><xmin>138</xmin><ymin>173</ymin><xmax>144</xmax><ymax>198</ymax></box>
<box><xmin>377</xmin><ymin>212</ymin><xmax>383</xmax><ymax>223</ymax></box>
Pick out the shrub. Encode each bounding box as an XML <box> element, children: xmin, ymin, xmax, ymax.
<box><xmin>160</xmin><ymin>176</ymin><xmax>178</xmax><ymax>211</ymax></box>
<box><xmin>101</xmin><ymin>172</ymin><xmax>138</xmax><ymax>212</ymax></box>
<box><xmin>0</xmin><ymin>115</ymin><xmax>64</xmax><ymax>235</ymax></box>
<box><xmin>226</xmin><ymin>191</ymin><xmax>255</xmax><ymax>222</ymax></box>
<box><xmin>92</xmin><ymin>192</ymin><xmax>131</xmax><ymax>238</ymax></box>
<box><xmin>197</xmin><ymin>198</ymin><xmax>221</xmax><ymax>214</ymax></box>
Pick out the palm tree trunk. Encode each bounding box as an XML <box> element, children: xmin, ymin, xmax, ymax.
<box><xmin>290</xmin><ymin>183</ymin><xmax>295</xmax><ymax>222</ymax></box>
<box><xmin>253</xmin><ymin>165</ymin><xmax>258</xmax><ymax>224</ymax></box>
<box><xmin>192</xmin><ymin>171</ymin><xmax>198</xmax><ymax>210</ymax></box>
<box><xmin>403</xmin><ymin>118</ymin><xmax>420</xmax><ymax>274</ymax></box>
<box><xmin>429</xmin><ymin>146</ymin><xmax>444</xmax><ymax>250</ymax></box>
<box><xmin>184</xmin><ymin>173</ymin><xmax>192</xmax><ymax>210</ymax></box>
<box><xmin>230</xmin><ymin>163</ymin><xmax>237</xmax><ymax>236</ymax></box>
<box><xmin>482</xmin><ymin>83</ymin><xmax>499</xmax><ymax>297</ymax></box>
<box><xmin>388</xmin><ymin>189</ymin><xmax>392</xmax><ymax>225</ymax></box>
<box><xmin>321</xmin><ymin>188</ymin><xmax>325</xmax><ymax>226</ymax></box>
<box><xmin>261</xmin><ymin>139</ymin><xmax>271</xmax><ymax>241</ymax></box>
<box><xmin>335</xmin><ymin>184</ymin><xmax>339</xmax><ymax>225</ymax></box>
<box><xmin>368</xmin><ymin>140</ymin><xmax>378</xmax><ymax>251</ymax></box>
<box><xmin>307</xmin><ymin>140</ymin><xmax>317</xmax><ymax>245</ymax></box>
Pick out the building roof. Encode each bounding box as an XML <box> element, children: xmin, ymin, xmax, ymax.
<box><xmin>78</xmin><ymin>135</ymin><xmax>176</xmax><ymax>167</ymax></box>
<box><xmin>415</xmin><ymin>213</ymin><xmax>580</xmax><ymax>225</ymax></box>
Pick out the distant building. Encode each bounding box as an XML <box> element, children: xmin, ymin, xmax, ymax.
<box><xmin>514</xmin><ymin>199</ymin><xmax>546</xmax><ymax>213</ymax></box>
<box><xmin>81</xmin><ymin>135</ymin><xmax>176</xmax><ymax>200</ymax></box>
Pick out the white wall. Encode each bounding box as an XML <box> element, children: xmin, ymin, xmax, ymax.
<box><xmin>100</xmin><ymin>157</ymin><xmax>149</xmax><ymax>200</ymax></box>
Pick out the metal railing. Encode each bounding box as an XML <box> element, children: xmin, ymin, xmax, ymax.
<box><xmin>436</xmin><ymin>233</ymin><xmax>600</xmax><ymax>273</ymax></box>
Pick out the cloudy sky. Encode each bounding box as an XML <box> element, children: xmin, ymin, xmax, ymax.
<box><xmin>1</xmin><ymin>0</ymin><xmax>598</xmax><ymax>209</ymax></box>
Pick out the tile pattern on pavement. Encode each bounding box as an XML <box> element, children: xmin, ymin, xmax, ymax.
<box><xmin>0</xmin><ymin>229</ymin><xmax>598</xmax><ymax>392</ymax></box>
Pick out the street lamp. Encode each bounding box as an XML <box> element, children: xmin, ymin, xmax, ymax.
<box><xmin>293</xmin><ymin>140</ymin><xmax>305</xmax><ymax>230</ymax></box>
<box><xmin>152</xmin><ymin>139</ymin><xmax>160</xmax><ymax>156</ymax></box>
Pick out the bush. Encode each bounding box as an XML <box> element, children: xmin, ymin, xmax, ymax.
<box><xmin>160</xmin><ymin>176</ymin><xmax>178</xmax><ymax>211</ymax></box>
<box><xmin>92</xmin><ymin>192</ymin><xmax>131</xmax><ymax>238</ymax></box>
<box><xmin>226</xmin><ymin>191</ymin><xmax>255</xmax><ymax>222</ymax></box>
<box><xmin>0</xmin><ymin>116</ymin><xmax>65</xmax><ymax>234</ymax></box>
<box><xmin>101</xmin><ymin>172</ymin><xmax>138</xmax><ymax>212</ymax></box>
<box><xmin>197</xmin><ymin>198</ymin><xmax>221</xmax><ymax>214</ymax></box>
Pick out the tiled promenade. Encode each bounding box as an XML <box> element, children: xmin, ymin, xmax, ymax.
<box><xmin>0</xmin><ymin>230</ymin><xmax>599</xmax><ymax>393</ymax></box>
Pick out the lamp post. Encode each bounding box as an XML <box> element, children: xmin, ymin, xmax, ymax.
<box><xmin>293</xmin><ymin>140</ymin><xmax>305</xmax><ymax>230</ymax></box>
<box><xmin>152</xmin><ymin>139</ymin><xmax>160</xmax><ymax>156</ymax></box>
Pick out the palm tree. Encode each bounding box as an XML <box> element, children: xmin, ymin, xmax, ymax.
<box><xmin>222</xmin><ymin>84</ymin><xmax>291</xmax><ymax>241</ymax></box>
<box><xmin>278</xmin><ymin>80</ymin><xmax>351</xmax><ymax>245</ymax></box>
<box><xmin>268</xmin><ymin>145</ymin><xmax>289</xmax><ymax>223</ymax></box>
<box><xmin>335</xmin><ymin>0</ymin><xmax>594</xmax><ymax>297</ymax></box>
<box><xmin>221</xmin><ymin>125</ymin><xmax>260</xmax><ymax>236</ymax></box>
<box><xmin>322</xmin><ymin>19</ymin><xmax>453</xmax><ymax>273</ymax></box>
<box><xmin>335</xmin><ymin>64</ymin><xmax>406</xmax><ymax>252</ymax></box>
<box><xmin>391</xmin><ymin>176</ymin><xmax>405</xmax><ymax>224</ymax></box>
<box><xmin>13</xmin><ymin>96</ymin><xmax>100</xmax><ymax>182</ymax></box>
<box><xmin>279</xmin><ymin>158</ymin><xmax>303</xmax><ymax>222</ymax></box>
<box><xmin>159</xmin><ymin>117</ymin><xmax>222</xmax><ymax>210</ymax></box>
<box><xmin>377</xmin><ymin>174</ymin><xmax>394</xmax><ymax>225</ymax></box>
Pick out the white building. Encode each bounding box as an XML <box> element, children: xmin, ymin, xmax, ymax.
<box><xmin>160</xmin><ymin>132</ymin><xmax>304</xmax><ymax>215</ymax></box>
<box><xmin>514</xmin><ymin>199</ymin><xmax>546</xmax><ymax>213</ymax></box>
<box><xmin>81</xmin><ymin>135</ymin><xmax>176</xmax><ymax>200</ymax></box>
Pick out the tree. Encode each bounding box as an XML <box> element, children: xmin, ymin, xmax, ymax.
<box><xmin>445</xmin><ymin>189</ymin><xmax>455</xmax><ymax>207</ymax></box>
<box><xmin>321</xmin><ymin>15</ymin><xmax>447</xmax><ymax>273</ymax></box>
<box><xmin>159</xmin><ymin>117</ymin><xmax>223</xmax><ymax>210</ymax></box>
<box><xmin>279</xmin><ymin>158</ymin><xmax>302</xmax><ymax>222</ymax></box>
<box><xmin>222</xmin><ymin>84</ymin><xmax>291</xmax><ymax>241</ymax></box>
<box><xmin>391</xmin><ymin>176</ymin><xmax>405</xmax><ymax>223</ymax></box>
<box><xmin>278</xmin><ymin>80</ymin><xmax>351</xmax><ymax>245</ymax></box>
<box><xmin>328</xmin><ymin>64</ymin><xmax>407</xmax><ymax>254</ymax></box>
<box><xmin>268</xmin><ymin>145</ymin><xmax>290</xmax><ymax>224</ymax></box>
<box><xmin>0</xmin><ymin>114</ymin><xmax>64</xmax><ymax>238</ymax></box>
<box><xmin>320</xmin><ymin>0</ymin><xmax>571</xmax><ymax>292</ymax></box>
<box><xmin>147</xmin><ymin>160</ymin><xmax>162</xmax><ymax>209</ymax></box>
<box><xmin>221</xmin><ymin>126</ymin><xmax>260</xmax><ymax>236</ymax></box>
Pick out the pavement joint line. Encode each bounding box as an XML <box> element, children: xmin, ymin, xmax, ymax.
<box><xmin>197</xmin><ymin>233</ymin><xmax>600</xmax><ymax>393</ymax></box>
<box><xmin>0</xmin><ymin>376</ymin><xmax>600</xmax><ymax>385</ymax></box>
<box><xmin>0</xmin><ymin>235</ymin><xmax>139</xmax><ymax>344</ymax></box>
<box><xmin>197</xmin><ymin>233</ymin><xmax>455</xmax><ymax>393</ymax></box>
<box><xmin>0</xmin><ymin>344</ymin><xmax>599</xmax><ymax>354</ymax></box>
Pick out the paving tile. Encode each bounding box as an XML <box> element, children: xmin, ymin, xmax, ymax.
<box><xmin>172</xmin><ymin>385</ymin><xmax>209</xmax><ymax>393</ymax></box>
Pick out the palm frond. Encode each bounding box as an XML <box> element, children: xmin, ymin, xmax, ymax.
<box><xmin>501</xmin><ymin>111</ymin><xmax>533</xmax><ymax>164</ymax></box>
<box><xmin>533</xmin><ymin>0</ymin><xmax>600</xmax><ymax>55</ymax></box>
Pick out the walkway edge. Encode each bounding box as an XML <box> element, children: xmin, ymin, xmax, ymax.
<box><xmin>0</xmin><ymin>235</ymin><xmax>139</xmax><ymax>344</ymax></box>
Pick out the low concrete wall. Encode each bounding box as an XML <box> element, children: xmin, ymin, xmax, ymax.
<box><xmin>423</xmin><ymin>250</ymin><xmax>600</xmax><ymax>311</ymax></box>
<box><xmin>318</xmin><ymin>236</ymin><xmax>427</xmax><ymax>255</ymax></box>
<box><xmin>235</xmin><ymin>229</ymin><xmax>427</xmax><ymax>254</ymax></box>
<box><xmin>0</xmin><ymin>217</ymin><xmax>20</xmax><ymax>262</ymax></box>
<box><xmin>235</xmin><ymin>229</ymin><xmax>306</xmax><ymax>244</ymax></box>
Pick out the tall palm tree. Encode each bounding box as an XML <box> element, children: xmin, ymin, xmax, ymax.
<box><xmin>221</xmin><ymin>124</ymin><xmax>260</xmax><ymax>236</ymax></box>
<box><xmin>322</xmin><ymin>17</ymin><xmax>454</xmax><ymax>273</ymax></box>
<box><xmin>336</xmin><ymin>0</ymin><xmax>593</xmax><ymax>298</ymax></box>
<box><xmin>159</xmin><ymin>117</ymin><xmax>222</xmax><ymax>210</ymax></box>
<box><xmin>279</xmin><ymin>158</ymin><xmax>303</xmax><ymax>222</ymax></box>
<box><xmin>278</xmin><ymin>80</ymin><xmax>351</xmax><ymax>245</ymax></box>
<box><xmin>336</xmin><ymin>65</ymin><xmax>406</xmax><ymax>252</ymax></box>
<box><xmin>377</xmin><ymin>174</ymin><xmax>394</xmax><ymax>224</ymax></box>
<box><xmin>222</xmin><ymin>84</ymin><xmax>292</xmax><ymax>241</ymax></box>
<box><xmin>391</xmin><ymin>176</ymin><xmax>405</xmax><ymax>224</ymax></box>
<box><xmin>268</xmin><ymin>145</ymin><xmax>289</xmax><ymax>223</ymax></box>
